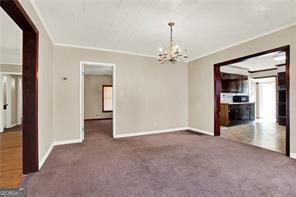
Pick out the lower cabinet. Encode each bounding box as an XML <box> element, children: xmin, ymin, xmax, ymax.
<box><xmin>221</xmin><ymin>103</ymin><xmax>255</xmax><ymax>126</ymax></box>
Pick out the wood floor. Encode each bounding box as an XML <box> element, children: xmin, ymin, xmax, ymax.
<box><xmin>0</xmin><ymin>127</ymin><xmax>22</xmax><ymax>188</ymax></box>
<box><xmin>221</xmin><ymin>118</ymin><xmax>285</xmax><ymax>153</ymax></box>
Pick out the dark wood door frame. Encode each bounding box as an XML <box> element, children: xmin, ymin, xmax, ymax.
<box><xmin>214</xmin><ymin>45</ymin><xmax>290</xmax><ymax>156</ymax></box>
<box><xmin>1</xmin><ymin>0</ymin><xmax>39</xmax><ymax>173</ymax></box>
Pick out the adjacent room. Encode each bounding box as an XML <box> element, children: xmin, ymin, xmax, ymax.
<box><xmin>219</xmin><ymin>51</ymin><xmax>287</xmax><ymax>154</ymax></box>
<box><xmin>0</xmin><ymin>7</ymin><xmax>23</xmax><ymax>188</ymax></box>
<box><xmin>82</xmin><ymin>63</ymin><xmax>114</xmax><ymax>139</ymax></box>
<box><xmin>1</xmin><ymin>0</ymin><xmax>296</xmax><ymax>196</ymax></box>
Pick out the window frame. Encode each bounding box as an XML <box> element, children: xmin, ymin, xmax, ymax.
<box><xmin>102</xmin><ymin>85</ymin><xmax>113</xmax><ymax>113</ymax></box>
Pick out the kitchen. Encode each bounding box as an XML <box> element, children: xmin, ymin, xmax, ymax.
<box><xmin>220</xmin><ymin>72</ymin><xmax>255</xmax><ymax>127</ymax></box>
<box><xmin>219</xmin><ymin>52</ymin><xmax>287</xmax><ymax>154</ymax></box>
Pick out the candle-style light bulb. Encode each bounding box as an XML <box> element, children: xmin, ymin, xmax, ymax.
<box><xmin>184</xmin><ymin>49</ymin><xmax>188</xmax><ymax>58</ymax></box>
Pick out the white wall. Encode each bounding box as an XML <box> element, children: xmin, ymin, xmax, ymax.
<box><xmin>53</xmin><ymin>46</ymin><xmax>188</xmax><ymax>141</ymax></box>
<box><xmin>10</xmin><ymin>75</ymin><xmax>18</xmax><ymax>126</ymax></box>
<box><xmin>18</xmin><ymin>0</ymin><xmax>54</xmax><ymax>164</ymax></box>
<box><xmin>0</xmin><ymin>8</ymin><xmax>22</xmax><ymax>65</ymax></box>
<box><xmin>17</xmin><ymin>76</ymin><xmax>22</xmax><ymax>125</ymax></box>
<box><xmin>84</xmin><ymin>75</ymin><xmax>112</xmax><ymax>120</ymax></box>
<box><xmin>188</xmin><ymin>25</ymin><xmax>296</xmax><ymax>153</ymax></box>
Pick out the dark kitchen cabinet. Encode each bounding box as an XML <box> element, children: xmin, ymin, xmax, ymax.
<box><xmin>221</xmin><ymin>103</ymin><xmax>255</xmax><ymax>126</ymax></box>
<box><xmin>277</xmin><ymin>72</ymin><xmax>286</xmax><ymax>126</ymax></box>
<box><xmin>221</xmin><ymin>73</ymin><xmax>248</xmax><ymax>93</ymax></box>
<box><xmin>249</xmin><ymin>104</ymin><xmax>255</xmax><ymax>120</ymax></box>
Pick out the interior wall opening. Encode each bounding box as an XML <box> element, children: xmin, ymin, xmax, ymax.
<box><xmin>214</xmin><ymin>46</ymin><xmax>290</xmax><ymax>156</ymax></box>
<box><xmin>80</xmin><ymin>62</ymin><xmax>116</xmax><ymax>141</ymax></box>
<box><xmin>0</xmin><ymin>5</ymin><xmax>23</xmax><ymax>188</ymax></box>
<box><xmin>1</xmin><ymin>0</ymin><xmax>39</xmax><ymax>182</ymax></box>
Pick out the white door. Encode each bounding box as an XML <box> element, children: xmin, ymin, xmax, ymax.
<box><xmin>257</xmin><ymin>78</ymin><xmax>276</xmax><ymax>121</ymax></box>
<box><xmin>2</xmin><ymin>75</ymin><xmax>8</xmax><ymax>129</ymax></box>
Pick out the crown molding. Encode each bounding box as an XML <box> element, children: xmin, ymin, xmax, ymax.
<box><xmin>29</xmin><ymin>0</ymin><xmax>55</xmax><ymax>43</ymax></box>
<box><xmin>188</xmin><ymin>22</ymin><xmax>296</xmax><ymax>63</ymax></box>
<box><xmin>54</xmin><ymin>43</ymin><xmax>159</xmax><ymax>59</ymax></box>
<box><xmin>0</xmin><ymin>62</ymin><xmax>21</xmax><ymax>66</ymax></box>
<box><xmin>28</xmin><ymin>0</ymin><xmax>296</xmax><ymax>63</ymax></box>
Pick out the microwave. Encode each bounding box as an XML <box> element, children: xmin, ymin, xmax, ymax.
<box><xmin>233</xmin><ymin>95</ymin><xmax>249</xmax><ymax>103</ymax></box>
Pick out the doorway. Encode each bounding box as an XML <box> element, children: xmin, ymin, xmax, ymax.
<box><xmin>255</xmin><ymin>77</ymin><xmax>277</xmax><ymax>121</ymax></box>
<box><xmin>80</xmin><ymin>62</ymin><xmax>116</xmax><ymax>140</ymax></box>
<box><xmin>1</xmin><ymin>0</ymin><xmax>39</xmax><ymax>184</ymax></box>
<box><xmin>214</xmin><ymin>45</ymin><xmax>290</xmax><ymax>156</ymax></box>
<box><xmin>0</xmin><ymin>73</ymin><xmax>23</xmax><ymax>188</ymax></box>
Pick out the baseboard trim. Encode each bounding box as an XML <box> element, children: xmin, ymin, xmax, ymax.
<box><xmin>290</xmin><ymin>152</ymin><xmax>296</xmax><ymax>159</ymax></box>
<box><xmin>7</xmin><ymin>123</ymin><xmax>18</xmax><ymax>129</ymax></box>
<box><xmin>39</xmin><ymin>143</ymin><xmax>54</xmax><ymax>170</ymax></box>
<box><xmin>53</xmin><ymin>139</ymin><xmax>83</xmax><ymax>146</ymax></box>
<box><xmin>187</xmin><ymin>127</ymin><xmax>214</xmax><ymax>136</ymax></box>
<box><xmin>114</xmin><ymin>127</ymin><xmax>188</xmax><ymax>138</ymax></box>
<box><xmin>39</xmin><ymin>139</ymin><xmax>82</xmax><ymax>169</ymax></box>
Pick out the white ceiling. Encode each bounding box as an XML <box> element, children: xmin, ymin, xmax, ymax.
<box><xmin>84</xmin><ymin>64</ymin><xmax>113</xmax><ymax>76</ymax></box>
<box><xmin>33</xmin><ymin>0</ymin><xmax>296</xmax><ymax>60</ymax></box>
<box><xmin>230</xmin><ymin>51</ymin><xmax>286</xmax><ymax>71</ymax></box>
<box><xmin>0</xmin><ymin>8</ymin><xmax>22</xmax><ymax>65</ymax></box>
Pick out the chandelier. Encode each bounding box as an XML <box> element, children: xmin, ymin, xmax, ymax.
<box><xmin>158</xmin><ymin>22</ymin><xmax>188</xmax><ymax>64</ymax></box>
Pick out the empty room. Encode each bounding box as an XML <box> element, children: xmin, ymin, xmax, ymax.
<box><xmin>1</xmin><ymin>0</ymin><xmax>296</xmax><ymax>196</ymax></box>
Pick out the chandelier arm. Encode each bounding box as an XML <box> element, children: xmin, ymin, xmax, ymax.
<box><xmin>176</xmin><ymin>57</ymin><xmax>185</xmax><ymax>62</ymax></box>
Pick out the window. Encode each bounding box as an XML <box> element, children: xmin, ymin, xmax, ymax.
<box><xmin>102</xmin><ymin>85</ymin><xmax>113</xmax><ymax>112</ymax></box>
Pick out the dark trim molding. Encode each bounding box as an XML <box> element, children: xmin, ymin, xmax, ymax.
<box><xmin>275</xmin><ymin>63</ymin><xmax>286</xmax><ymax>67</ymax></box>
<box><xmin>214</xmin><ymin>45</ymin><xmax>290</xmax><ymax>157</ymax></box>
<box><xmin>248</xmin><ymin>68</ymin><xmax>277</xmax><ymax>73</ymax></box>
<box><xmin>252</xmin><ymin>75</ymin><xmax>277</xmax><ymax>79</ymax></box>
<box><xmin>285</xmin><ymin>46</ymin><xmax>290</xmax><ymax>156</ymax></box>
<box><xmin>102</xmin><ymin>85</ymin><xmax>113</xmax><ymax>113</ymax></box>
<box><xmin>84</xmin><ymin>118</ymin><xmax>112</xmax><ymax>121</ymax></box>
<box><xmin>1</xmin><ymin>0</ymin><xmax>39</xmax><ymax>173</ymax></box>
<box><xmin>215</xmin><ymin>46</ymin><xmax>289</xmax><ymax>66</ymax></box>
<box><xmin>214</xmin><ymin>66</ymin><xmax>221</xmax><ymax>136</ymax></box>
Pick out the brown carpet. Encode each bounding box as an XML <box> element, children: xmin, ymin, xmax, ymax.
<box><xmin>23</xmin><ymin>120</ymin><xmax>296</xmax><ymax>197</ymax></box>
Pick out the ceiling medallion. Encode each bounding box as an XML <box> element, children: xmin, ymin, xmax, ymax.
<box><xmin>158</xmin><ymin>22</ymin><xmax>188</xmax><ymax>64</ymax></box>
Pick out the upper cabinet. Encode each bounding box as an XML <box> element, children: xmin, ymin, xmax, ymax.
<box><xmin>221</xmin><ymin>73</ymin><xmax>248</xmax><ymax>93</ymax></box>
